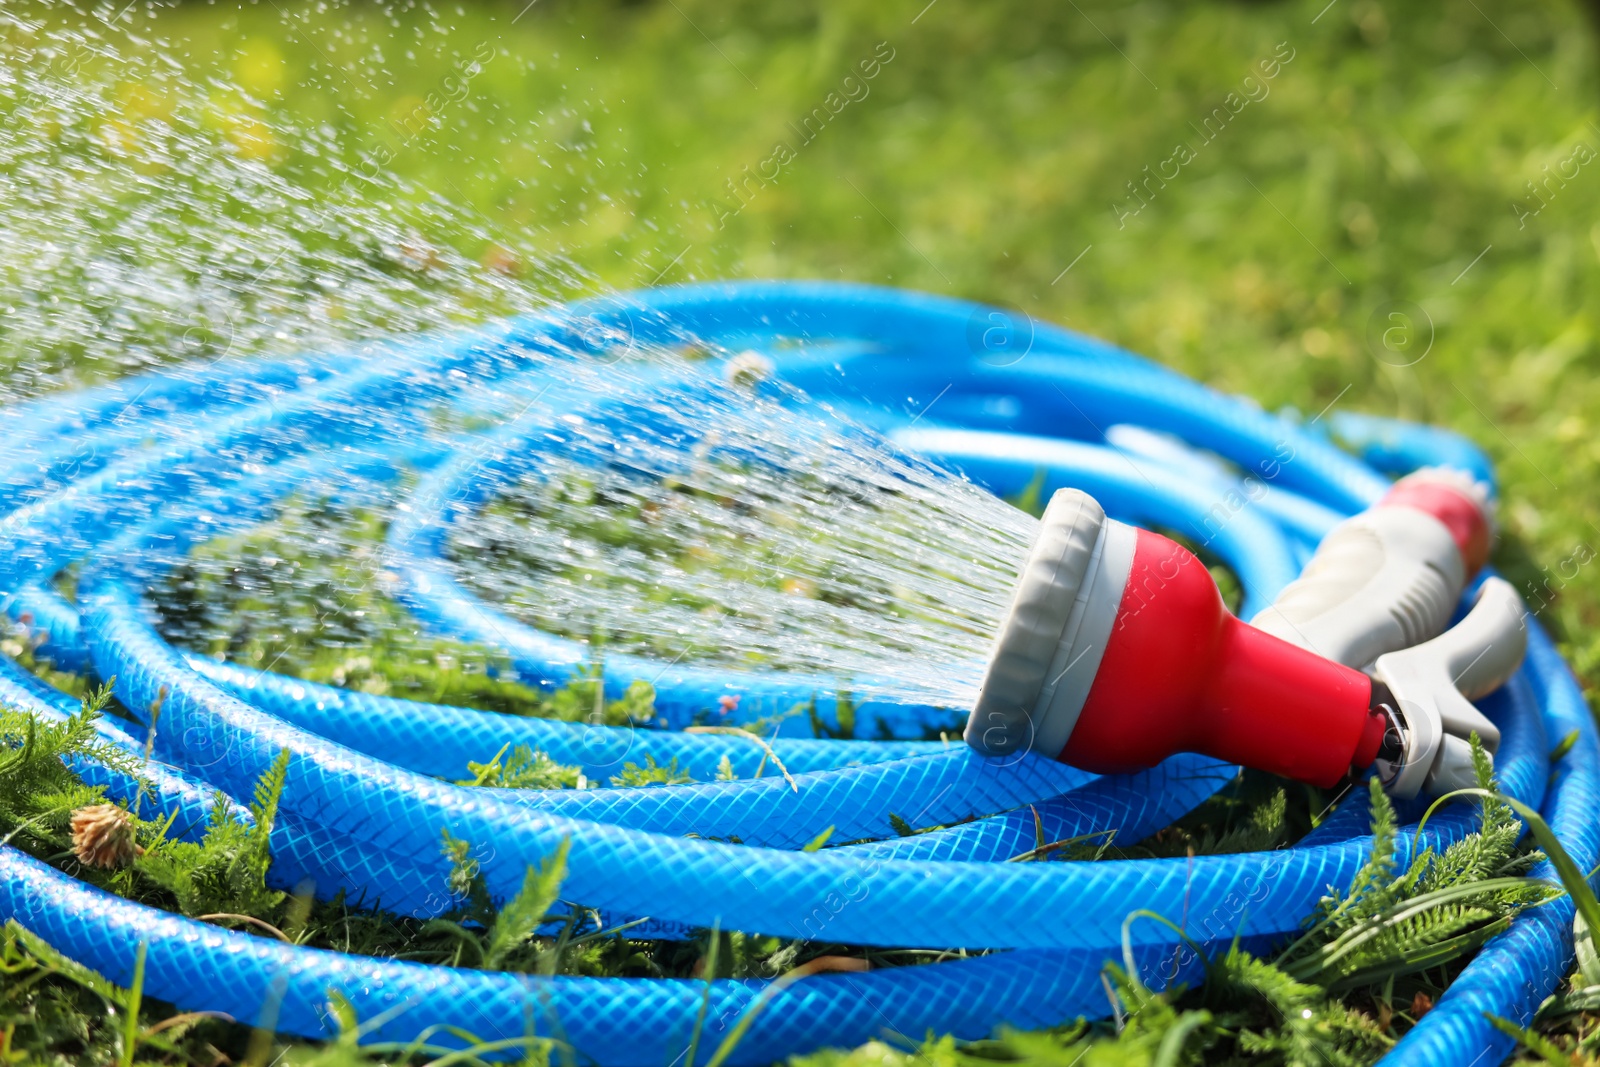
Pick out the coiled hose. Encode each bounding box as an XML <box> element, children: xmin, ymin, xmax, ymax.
<box><xmin>0</xmin><ymin>281</ymin><xmax>1592</xmax><ymax>1065</ymax></box>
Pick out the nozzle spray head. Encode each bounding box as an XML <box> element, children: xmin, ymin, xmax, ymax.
<box><xmin>967</xmin><ymin>489</ymin><xmax>1380</xmax><ymax>788</ymax></box>
<box><xmin>964</xmin><ymin>489</ymin><xmax>1134</xmax><ymax>761</ymax></box>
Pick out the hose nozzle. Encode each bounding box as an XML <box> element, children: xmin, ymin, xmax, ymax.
<box><xmin>967</xmin><ymin>489</ymin><xmax>1377</xmax><ymax>788</ymax></box>
<box><xmin>967</xmin><ymin>473</ymin><xmax>1523</xmax><ymax>798</ymax></box>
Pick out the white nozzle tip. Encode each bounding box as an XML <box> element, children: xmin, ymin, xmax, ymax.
<box><xmin>967</xmin><ymin>489</ymin><xmax>1134</xmax><ymax>760</ymax></box>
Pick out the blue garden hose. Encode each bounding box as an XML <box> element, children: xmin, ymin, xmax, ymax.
<box><xmin>0</xmin><ymin>280</ymin><xmax>1592</xmax><ymax>1065</ymax></box>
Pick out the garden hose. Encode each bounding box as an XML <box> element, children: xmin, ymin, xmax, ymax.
<box><xmin>0</xmin><ymin>281</ymin><xmax>1593</xmax><ymax>1065</ymax></box>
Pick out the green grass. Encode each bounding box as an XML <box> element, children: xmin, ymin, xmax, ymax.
<box><xmin>17</xmin><ymin>0</ymin><xmax>1600</xmax><ymax>673</ymax></box>
<box><xmin>0</xmin><ymin>678</ymin><xmax>1562</xmax><ymax>1065</ymax></box>
<box><xmin>5</xmin><ymin>0</ymin><xmax>1600</xmax><ymax>1061</ymax></box>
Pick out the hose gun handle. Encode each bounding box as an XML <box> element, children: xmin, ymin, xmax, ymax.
<box><xmin>1249</xmin><ymin>468</ymin><xmax>1522</xmax><ymax>797</ymax></box>
<box><xmin>1250</xmin><ymin>468</ymin><xmax>1493</xmax><ymax>669</ymax></box>
<box><xmin>1370</xmin><ymin>578</ymin><xmax>1526</xmax><ymax>798</ymax></box>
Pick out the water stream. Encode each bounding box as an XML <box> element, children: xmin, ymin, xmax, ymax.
<box><xmin>2</xmin><ymin>6</ymin><xmax>1035</xmax><ymax>717</ymax></box>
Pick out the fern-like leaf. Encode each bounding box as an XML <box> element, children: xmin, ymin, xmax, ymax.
<box><xmin>250</xmin><ymin>748</ymin><xmax>290</xmax><ymax>833</ymax></box>
<box><xmin>483</xmin><ymin>836</ymin><xmax>571</xmax><ymax>970</ymax></box>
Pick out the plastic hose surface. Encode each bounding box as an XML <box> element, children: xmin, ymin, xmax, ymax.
<box><xmin>0</xmin><ymin>281</ymin><xmax>1589</xmax><ymax>1066</ymax></box>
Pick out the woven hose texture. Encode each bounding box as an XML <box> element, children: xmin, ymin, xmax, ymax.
<box><xmin>0</xmin><ymin>282</ymin><xmax>1590</xmax><ymax>1066</ymax></box>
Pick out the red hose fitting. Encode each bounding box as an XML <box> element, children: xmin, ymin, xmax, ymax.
<box><xmin>967</xmin><ymin>489</ymin><xmax>1376</xmax><ymax>787</ymax></box>
<box><xmin>1378</xmin><ymin>470</ymin><xmax>1492</xmax><ymax>577</ymax></box>
<box><xmin>1060</xmin><ymin>529</ymin><xmax>1373</xmax><ymax>787</ymax></box>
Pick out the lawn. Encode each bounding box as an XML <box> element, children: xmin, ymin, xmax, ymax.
<box><xmin>14</xmin><ymin>0</ymin><xmax>1598</xmax><ymax>659</ymax></box>
<box><xmin>3</xmin><ymin>0</ymin><xmax>1600</xmax><ymax>1062</ymax></box>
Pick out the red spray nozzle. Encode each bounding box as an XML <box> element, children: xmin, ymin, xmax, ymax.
<box><xmin>969</xmin><ymin>475</ymin><xmax>1522</xmax><ymax>797</ymax></box>
<box><xmin>967</xmin><ymin>489</ymin><xmax>1378</xmax><ymax>788</ymax></box>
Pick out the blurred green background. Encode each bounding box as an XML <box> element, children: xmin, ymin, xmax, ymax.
<box><xmin>18</xmin><ymin>0</ymin><xmax>1600</xmax><ymax>684</ymax></box>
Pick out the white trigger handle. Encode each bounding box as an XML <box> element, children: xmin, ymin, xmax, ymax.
<box><xmin>1369</xmin><ymin>577</ymin><xmax>1527</xmax><ymax>799</ymax></box>
<box><xmin>1250</xmin><ymin>468</ymin><xmax>1491</xmax><ymax>670</ymax></box>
